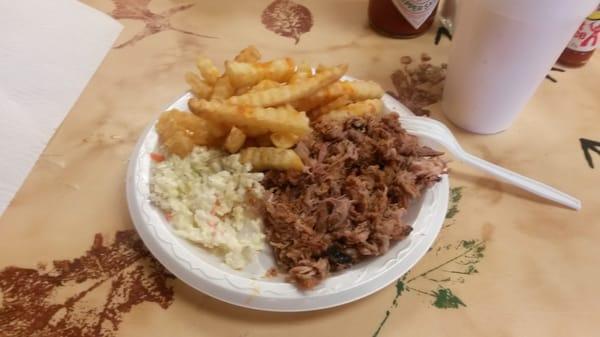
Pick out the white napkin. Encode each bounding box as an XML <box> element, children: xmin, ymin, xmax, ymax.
<box><xmin>0</xmin><ymin>0</ymin><xmax>122</xmax><ymax>216</ymax></box>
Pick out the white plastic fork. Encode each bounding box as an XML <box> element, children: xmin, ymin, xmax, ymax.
<box><xmin>399</xmin><ymin>115</ymin><xmax>581</xmax><ymax>210</ymax></box>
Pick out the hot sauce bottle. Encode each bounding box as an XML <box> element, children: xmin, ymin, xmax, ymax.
<box><xmin>558</xmin><ymin>6</ymin><xmax>599</xmax><ymax>67</ymax></box>
<box><xmin>369</xmin><ymin>0</ymin><xmax>439</xmax><ymax>38</ymax></box>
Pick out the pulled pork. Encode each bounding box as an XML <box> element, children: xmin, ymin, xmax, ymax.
<box><xmin>262</xmin><ymin>114</ymin><xmax>446</xmax><ymax>289</ymax></box>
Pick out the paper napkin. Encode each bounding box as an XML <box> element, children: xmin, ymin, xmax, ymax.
<box><xmin>0</xmin><ymin>0</ymin><xmax>122</xmax><ymax>215</ymax></box>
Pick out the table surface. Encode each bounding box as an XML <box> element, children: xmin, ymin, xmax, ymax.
<box><xmin>1</xmin><ymin>1</ymin><xmax>599</xmax><ymax>336</ymax></box>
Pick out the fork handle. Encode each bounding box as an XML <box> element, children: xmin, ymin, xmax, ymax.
<box><xmin>460</xmin><ymin>153</ymin><xmax>581</xmax><ymax>210</ymax></box>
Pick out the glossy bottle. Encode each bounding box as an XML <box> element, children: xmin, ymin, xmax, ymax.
<box><xmin>558</xmin><ymin>6</ymin><xmax>599</xmax><ymax>67</ymax></box>
<box><xmin>368</xmin><ymin>0</ymin><xmax>439</xmax><ymax>38</ymax></box>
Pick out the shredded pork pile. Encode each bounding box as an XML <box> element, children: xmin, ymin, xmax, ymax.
<box><xmin>262</xmin><ymin>114</ymin><xmax>447</xmax><ymax>289</ymax></box>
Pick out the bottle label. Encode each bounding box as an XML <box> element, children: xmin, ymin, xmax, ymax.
<box><xmin>567</xmin><ymin>11</ymin><xmax>600</xmax><ymax>52</ymax></box>
<box><xmin>391</xmin><ymin>0</ymin><xmax>439</xmax><ymax>30</ymax></box>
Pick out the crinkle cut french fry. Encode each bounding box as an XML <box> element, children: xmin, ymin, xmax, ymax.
<box><xmin>270</xmin><ymin>132</ymin><xmax>299</xmax><ymax>149</ymax></box>
<box><xmin>291</xmin><ymin>84</ymin><xmax>343</xmax><ymax>112</ymax></box>
<box><xmin>234</xmin><ymin>79</ymin><xmax>281</xmax><ymax>96</ymax></box>
<box><xmin>157</xmin><ymin>113</ymin><xmax>194</xmax><ymax>157</ymax></box>
<box><xmin>176</xmin><ymin>109</ymin><xmax>228</xmax><ymax>139</ymax></box>
<box><xmin>225</xmin><ymin>58</ymin><xmax>295</xmax><ymax>88</ymax></box>
<box><xmin>227</xmin><ymin>64</ymin><xmax>348</xmax><ymax>107</ymax></box>
<box><xmin>224</xmin><ymin>61</ymin><xmax>258</xmax><ymax>88</ymax></box>
<box><xmin>185</xmin><ymin>72</ymin><xmax>213</xmax><ymax>99</ymax></box>
<box><xmin>309</xmin><ymin>95</ymin><xmax>352</xmax><ymax>119</ymax></box>
<box><xmin>196</xmin><ymin>56</ymin><xmax>220</xmax><ymax>85</ymax></box>
<box><xmin>248</xmin><ymin>79</ymin><xmax>281</xmax><ymax>93</ymax></box>
<box><xmin>163</xmin><ymin>131</ymin><xmax>194</xmax><ymax>158</ymax></box>
<box><xmin>159</xmin><ymin>109</ymin><xmax>228</xmax><ymax>140</ymax></box>
<box><xmin>156</xmin><ymin>109</ymin><xmax>224</xmax><ymax>157</ymax></box>
<box><xmin>292</xmin><ymin>80</ymin><xmax>384</xmax><ymax>112</ymax></box>
<box><xmin>297</xmin><ymin>62</ymin><xmax>313</xmax><ymax>74</ymax></box>
<box><xmin>234</xmin><ymin>45</ymin><xmax>262</xmax><ymax>63</ymax></box>
<box><xmin>240</xmin><ymin>147</ymin><xmax>304</xmax><ymax>171</ymax></box>
<box><xmin>211</xmin><ymin>75</ymin><xmax>235</xmax><ymax>99</ymax></box>
<box><xmin>289</xmin><ymin>62</ymin><xmax>312</xmax><ymax>84</ymax></box>
<box><xmin>224</xmin><ymin>126</ymin><xmax>247</xmax><ymax>153</ymax></box>
<box><xmin>235</xmin><ymin>85</ymin><xmax>252</xmax><ymax>95</ymax></box>
<box><xmin>188</xmin><ymin>98</ymin><xmax>269</xmax><ymax>136</ymax></box>
<box><xmin>189</xmin><ymin>99</ymin><xmax>311</xmax><ymax>137</ymax></box>
<box><xmin>156</xmin><ymin>109</ymin><xmax>210</xmax><ymax>143</ymax></box>
<box><xmin>316</xmin><ymin>64</ymin><xmax>328</xmax><ymax>74</ymax></box>
<box><xmin>318</xmin><ymin>99</ymin><xmax>383</xmax><ymax>122</ymax></box>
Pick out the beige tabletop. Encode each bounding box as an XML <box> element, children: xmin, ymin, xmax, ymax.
<box><xmin>1</xmin><ymin>0</ymin><xmax>599</xmax><ymax>336</ymax></box>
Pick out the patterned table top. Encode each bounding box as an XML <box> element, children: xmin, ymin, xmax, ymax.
<box><xmin>1</xmin><ymin>1</ymin><xmax>599</xmax><ymax>336</ymax></box>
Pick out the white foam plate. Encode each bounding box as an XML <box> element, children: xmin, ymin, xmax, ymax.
<box><xmin>126</xmin><ymin>88</ymin><xmax>449</xmax><ymax>312</ymax></box>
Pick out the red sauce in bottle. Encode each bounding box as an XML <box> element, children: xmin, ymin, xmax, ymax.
<box><xmin>558</xmin><ymin>7</ymin><xmax>599</xmax><ymax>67</ymax></box>
<box><xmin>368</xmin><ymin>0</ymin><xmax>438</xmax><ymax>38</ymax></box>
<box><xmin>558</xmin><ymin>48</ymin><xmax>595</xmax><ymax>67</ymax></box>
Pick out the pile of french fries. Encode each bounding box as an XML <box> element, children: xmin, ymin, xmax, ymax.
<box><xmin>156</xmin><ymin>46</ymin><xmax>385</xmax><ymax>171</ymax></box>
